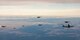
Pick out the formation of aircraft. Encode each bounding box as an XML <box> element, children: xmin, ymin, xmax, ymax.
<box><xmin>0</xmin><ymin>16</ymin><xmax>74</xmax><ymax>29</ymax></box>
<box><xmin>62</xmin><ymin>21</ymin><xmax>74</xmax><ymax>28</ymax></box>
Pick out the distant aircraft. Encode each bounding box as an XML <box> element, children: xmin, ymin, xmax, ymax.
<box><xmin>37</xmin><ymin>16</ymin><xmax>41</xmax><ymax>18</ymax></box>
<box><xmin>62</xmin><ymin>24</ymin><xmax>74</xmax><ymax>28</ymax></box>
<box><xmin>13</xmin><ymin>28</ymin><xmax>16</xmax><ymax>29</ymax></box>
<box><xmin>65</xmin><ymin>21</ymin><xmax>69</xmax><ymax>23</ymax></box>
<box><xmin>62</xmin><ymin>21</ymin><xmax>74</xmax><ymax>28</ymax></box>
<box><xmin>1</xmin><ymin>25</ymin><xmax>6</xmax><ymax>28</ymax></box>
<box><xmin>38</xmin><ymin>24</ymin><xmax>42</xmax><ymax>26</ymax></box>
<box><xmin>22</xmin><ymin>25</ymin><xmax>25</xmax><ymax>27</ymax></box>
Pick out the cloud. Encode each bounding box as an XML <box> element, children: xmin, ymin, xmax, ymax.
<box><xmin>0</xmin><ymin>30</ymin><xmax>34</xmax><ymax>36</ymax></box>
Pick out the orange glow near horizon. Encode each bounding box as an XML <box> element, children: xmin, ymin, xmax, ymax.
<box><xmin>0</xmin><ymin>1</ymin><xmax>80</xmax><ymax>17</ymax></box>
<box><xmin>0</xmin><ymin>6</ymin><xmax>80</xmax><ymax>17</ymax></box>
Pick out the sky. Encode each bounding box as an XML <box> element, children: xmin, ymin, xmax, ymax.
<box><xmin>0</xmin><ymin>0</ymin><xmax>80</xmax><ymax>17</ymax></box>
